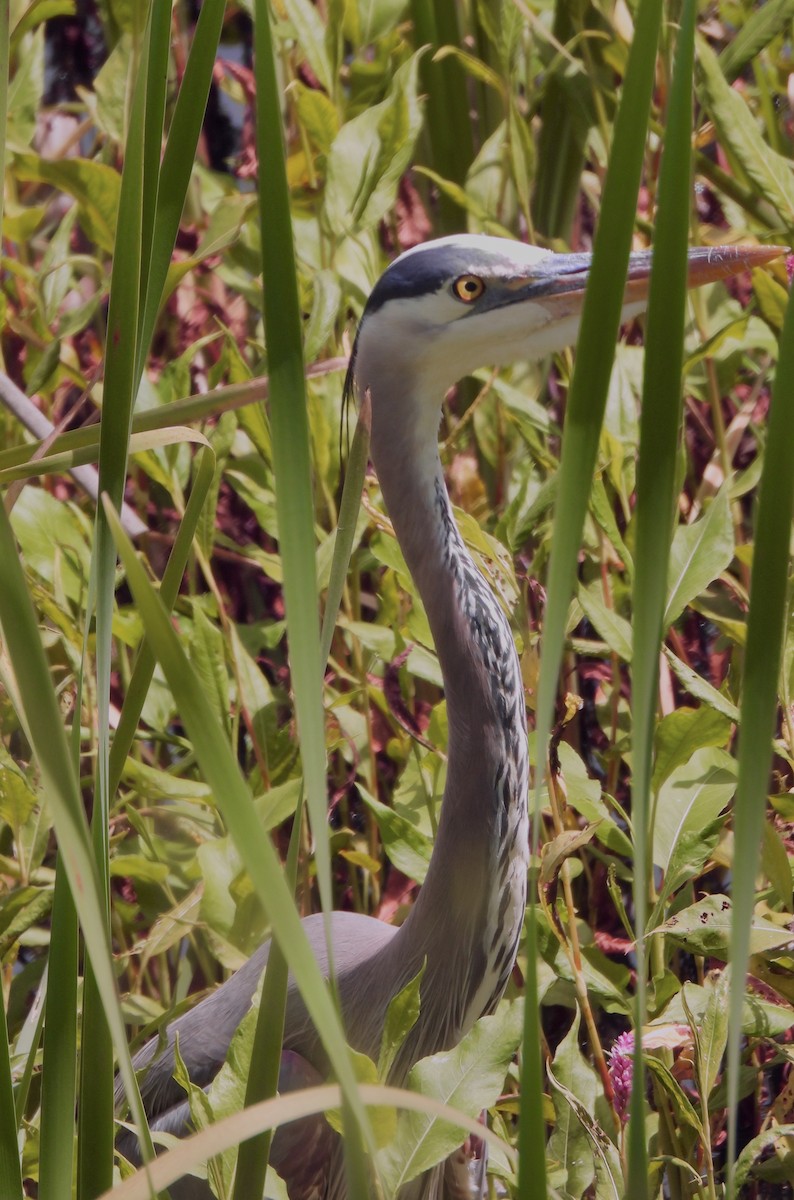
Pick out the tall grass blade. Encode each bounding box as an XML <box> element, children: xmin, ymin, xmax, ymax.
<box><xmin>629</xmin><ymin>2</ymin><xmax>697</xmax><ymax>1192</ymax></box>
<box><xmin>249</xmin><ymin>6</ymin><xmax>374</xmax><ymax>1183</ymax></box>
<box><xmin>38</xmin><ymin>869</ymin><xmax>79</xmax><ymax>1200</ymax></box>
<box><xmin>726</xmin><ymin>268</ymin><xmax>794</xmax><ymax>1198</ymax></box>
<box><xmin>524</xmin><ymin>0</ymin><xmax>665</xmax><ymax>1192</ymax></box>
<box><xmin>82</xmin><ymin>8</ymin><xmax>169</xmax><ymax>1191</ymax></box>
<box><xmin>233</xmin><ymin>794</ymin><xmax>304</xmax><ymax>1200</ymax></box>
<box><xmin>0</xmin><ymin>7</ymin><xmax>21</xmax><ymax>1195</ymax></box>
<box><xmin>251</xmin><ymin>0</ymin><xmax>333</xmax><ymax>927</ymax></box>
<box><xmin>136</xmin><ymin>0</ymin><xmax>226</xmax><ymax>372</ymax></box>
<box><xmin>531</xmin><ymin>1</ymin><xmax>588</xmax><ymax>241</ymax></box>
<box><xmin>252</xmin><ymin>0</ymin><xmax>355</xmax><ymax>1175</ymax></box>
<box><xmin>409</xmin><ymin>0</ymin><xmax>472</xmax><ymax>232</ymax></box>
<box><xmin>0</xmin><ymin>991</ymin><xmax>23</xmax><ymax>1198</ymax></box>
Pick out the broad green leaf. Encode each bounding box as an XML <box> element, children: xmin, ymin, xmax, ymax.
<box><xmin>228</xmin><ymin>623</ymin><xmax>275</xmax><ymax>729</ymax></box>
<box><xmin>359</xmin><ymin>788</ymin><xmax>433</xmax><ymax>883</ymax></box>
<box><xmin>546</xmin><ymin>1009</ymin><xmax>597</xmax><ymax>1195</ymax></box>
<box><xmin>0</xmin><ymin>752</ymin><xmax>38</xmax><ymax>829</ymax></box>
<box><xmin>0</xmin><ymin>886</ymin><xmax>53</xmax><ymax>957</ymax></box>
<box><xmin>761</xmin><ymin>821</ymin><xmax>793</xmax><ymax>911</ymax></box>
<box><xmin>546</xmin><ymin>1056</ymin><xmax>622</xmax><ymax>1199</ymax></box>
<box><xmin>323</xmin><ymin>51</ymin><xmax>424</xmax><ymax>234</ymax></box>
<box><xmin>664</xmin><ymin>487</ymin><xmax>733</xmax><ymax>627</ymax></box>
<box><xmin>694</xmin><ymin>968</ymin><xmax>729</xmax><ymax>1098</ymax></box>
<box><xmin>539</xmin><ymin>939</ymin><xmax>632</xmax><ymax>1016</ymax></box>
<box><xmin>644</xmin><ymin>1054</ymin><xmax>704</xmax><ymax>1135</ymax></box>
<box><xmin>89</xmin><ymin>32</ymin><xmax>132</xmax><ymax>142</ymax></box>
<box><xmin>325</xmin><ymin>1049</ymin><xmax>396</xmax><ymax>1146</ymax></box>
<box><xmin>654</xmin><ymin>980</ymin><xmax>793</xmax><ymax>1039</ymax></box>
<box><xmin>173</xmin><ymin>1035</ymin><xmax>222</xmax><ymax>1190</ymax></box>
<box><xmin>718</xmin><ymin>0</ymin><xmax>794</xmax><ymax>82</ymax></box>
<box><xmin>10</xmin><ymin>488</ymin><xmax>91</xmax><ymax>602</ymax></box>
<box><xmin>663</xmin><ymin>648</ymin><xmax>739</xmax><ymax>721</ymax></box>
<box><xmin>590</xmin><ymin>475</ymin><xmax>633</xmax><ymax>577</ymax></box>
<box><xmin>697</xmin><ymin>37</ymin><xmax>794</xmax><ymax>224</ymax></box>
<box><xmin>12</xmin><ymin>153</ymin><xmax>121</xmax><ymax>252</ymax></box>
<box><xmin>292</xmin><ymin>80</ymin><xmax>339</xmax><ymax>156</ymax></box>
<box><xmin>733</xmin><ymin>1124</ymin><xmax>794</xmax><ymax>1189</ymax></box>
<box><xmin>652</xmin><ymin>707</ymin><xmax>732</xmax><ymax>792</ymax></box>
<box><xmin>556</xmin><ymin>743</ymin><xmax>633</xmax><ymax>858</ymax></box>
<box><xmin>577</xmin><ymin>580</ymin><xmax>632</xmax><ymax>661</ymax></box>
<box><xmin>753</xmin><ymin>268</ymin><xmax>789</xmax><ymax>335</ymax></box>
<box><xmin>281</xmin><ymin>0</ymin><xmax>333</xmax><ymax>94</ymax></box>
<box><xmin>107</xmin><ymin>854</ymin><xmax>168</xmax><ymax>886</ymax></box>
<box><xmin>652</xmin><ymin>747</ymin><xmax>736</xmax><ymax>877</ymax></box>
<box><xmin>378</xmin><ymin>961</ymin><xmax>425</xmax><ymax>1083</ymax></box>
<box><xmin>6</xmin><ymin>25</ymin><xmax>44</xmax><ymax>147</ymax></box>
<box><xmin>657</xmin><ymin>895</ymin><xmax>793</xmax><ymax>959</ymax></box>
<box><xmin>12</xmin><ymin>3</ymin><xmax>72</xmax><ymax>44</ymax></box>
<box><xmin>189</xmin><ymin>602</ymin><xmax>232</xmax><ymax>738</ymax></box>
<box><xmin>305</xmin><ymin>270</ymin><xmax>343</xmax><ymax>365</ymax></box>
<box><xmin>377</xmin><ymin>1002</ymin><xmax>523</xmax><ymax>1193</ymax></box>
<box><xmin>355</xmin><ymin>0</ymin><xmax>409</xmax><ymax>42</ymax></box>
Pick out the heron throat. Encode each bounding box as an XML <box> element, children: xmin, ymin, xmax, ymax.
<box><xmin>369</xmin><ymin>383</ymin><xmax>530</xmax><ymax>1046</ymax></box>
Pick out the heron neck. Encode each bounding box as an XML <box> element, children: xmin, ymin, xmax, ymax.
<box><xmin>370</xmin><ymin>386</ymin><xmax>529</xmax><ymax>1040</ymax></box>
<box><xmin>372</xmin><ymin>412</ymin><xmax>515</xmax><ymax>782</ymax></box>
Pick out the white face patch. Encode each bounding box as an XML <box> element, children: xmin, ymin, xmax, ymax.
<box><xmin>354</xmin><ymin>236</ymin><xmax>650</xmax><ymax>402</ymax></box>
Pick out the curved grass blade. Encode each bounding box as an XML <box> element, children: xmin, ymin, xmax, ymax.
<box><xmin>0</xmin><ymin>503</ymin><xmax>155</xmax><ymax>1190</ymax></box>
<box><xmin>0</xmin><ymin>360</ymin><xmax>347</xmax><ymax>477</ymax></box>
<box><xmin>99</xmin><ymin>1083</ymin><xmax>515</xmax><ymax>1200</ymax></box>
<box><xmin>628</xmin><ymin>3</ymin><xmax>697</xmax><ymax>1192</ymax></box>
<box><xmin>523</xmin><ymin>0</ymin><xmax>665</xmax><ymax>1192</ymax></box>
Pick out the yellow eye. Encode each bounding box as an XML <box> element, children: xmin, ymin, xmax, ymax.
<box><xmin>452</xmin><ymin>274</ymin><xmax>486</xmax><ymax>303</ymax></box>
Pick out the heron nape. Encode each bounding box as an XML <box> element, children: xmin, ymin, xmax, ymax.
<box><xmin>116</xmin><ymin>235</ymin><xmax>781</xmax><ymax>1199</ymax></box>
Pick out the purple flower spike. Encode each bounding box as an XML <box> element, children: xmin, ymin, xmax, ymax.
<box><xmin>608</xmin><ymin>1030</ymin><xmax>635</xmax><ymax>1123</ymax></box>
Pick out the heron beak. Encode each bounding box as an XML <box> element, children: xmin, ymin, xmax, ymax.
<box><xmin>514</xmin><ymin>242</ymin><xmax>787</xmax><ymax>313</ymax></box>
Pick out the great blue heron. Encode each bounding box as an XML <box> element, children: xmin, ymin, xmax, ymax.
<box><xmin>116</xmin><ymin>234</ymin><xmax>779</xmax><ymax>1199</ymax></box>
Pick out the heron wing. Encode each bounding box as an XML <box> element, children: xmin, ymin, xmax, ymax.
<box><xmin>116</xmin><ymin>910</ymin><xmax>398</xmax><ymax>1198</ymax></box>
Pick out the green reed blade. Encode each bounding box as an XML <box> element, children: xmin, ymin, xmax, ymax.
<box><xmin>629</xmin><ymin>2</ymin><xmax>697</xmax><ymax>1193</ymax></box>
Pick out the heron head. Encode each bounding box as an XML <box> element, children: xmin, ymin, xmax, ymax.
<box><xmin>349</xmin><ymin>232</ymin><xmax>782</xmax><ymax>402</ymax></box>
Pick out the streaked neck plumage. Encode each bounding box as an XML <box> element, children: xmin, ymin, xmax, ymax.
<box><xmin>359</xmin><ymin>353</ymin><xmax>529</xmax><ymax>1050</ymax></box>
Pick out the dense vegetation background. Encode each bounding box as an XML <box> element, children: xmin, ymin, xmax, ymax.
<box><xmin>1</xmin><ymin>1</ymin><xmax>793</xmax><ymax>1197</ymax></box>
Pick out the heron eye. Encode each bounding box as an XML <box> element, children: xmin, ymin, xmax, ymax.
<box><xmin>452</xmin><ymin>274</ymin><xmax>486</xmax><ymax>303</ymax></box>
